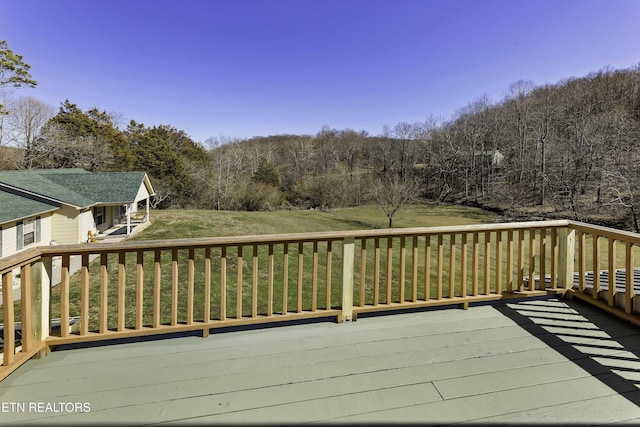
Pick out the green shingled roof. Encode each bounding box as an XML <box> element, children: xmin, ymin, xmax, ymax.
<box><xmin>0</xmin><ymin>170</ymin><xmax>95</xmax><ymax>207</ymax></box>
<box><xmin>0</xmin><ymin>191</ymin><xmax>58</xmax><ymax>225</ymax></box>
<box><xmin>45</xmin><ymin>172</ymin><xmax>148</xmax><ymax>204</ymax></box>
<box><xmin>0</xmin><ymin>169</ymin><xmax>153</xmax><ymax>209</ymax></box>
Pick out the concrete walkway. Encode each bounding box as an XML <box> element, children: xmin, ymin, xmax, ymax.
<box><xmin>2</xmin><ymin>230</ymin><xmax>138</xmax><ymax>305</ymax></box>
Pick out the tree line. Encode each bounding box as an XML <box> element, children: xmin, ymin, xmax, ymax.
<box><xmin>2</xmin><ymin>40</ymin><xmax>639</xmax><ymax>229</ymax></box>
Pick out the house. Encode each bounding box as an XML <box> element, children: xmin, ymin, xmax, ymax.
<box><xmin>473</xmin><ymin>149</ymin><xmax>504</xmax><ymax>167</ymax></box>
<box><xmin>0</xmin><ymin>168</ymin><xmax>155</xmax><ymax>260</ymax></box>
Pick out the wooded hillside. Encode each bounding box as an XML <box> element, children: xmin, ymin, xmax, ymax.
<box><xmin>2</xmin><ymin>64</ymin><xmax>639</xmax><ymax>230</ymax></box>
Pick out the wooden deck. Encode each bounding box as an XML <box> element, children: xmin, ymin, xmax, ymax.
<box><xmin>2</xmin><ymin>296</ymin><xmax>640</xmax><ymax>425</ymax></box>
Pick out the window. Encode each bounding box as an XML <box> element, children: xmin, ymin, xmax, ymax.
<box><xmin>16</xmin><ymin>216</ymin><xmax>41</xmax><ymax>250</ymax></box>
<box><xmin>94</xmin><ymin>206</ymin><xmax>106</xmax><ymax>226</ymax></box>
<box><xmin>23</xmin><ymin>218</ymin><xmax>35</xmax><ymax>245</ymax></box>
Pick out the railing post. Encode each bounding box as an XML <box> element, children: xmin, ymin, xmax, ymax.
<box><xmin>558</xmin><ymin>227</ymin><xmax>576</xmax><ymax>290</ymax></box>
<box><xmin>2</xmin><ymin>270</ymin><xmax>15</xmax><ymax>366</ymax></box>
<box><xmin>341</xmin><ymin>237</ymin><xmax>355</xmax><ymax>322</ymax></box>
<box><xmin>34</xmin><ymin>257</ymin><xmax>52</xmax><ymax>357</ymax></box>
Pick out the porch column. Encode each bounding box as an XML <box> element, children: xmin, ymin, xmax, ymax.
<box><xmin>127</xmin><ymin>204</ymin><xmax>131</xmax><ymax>236</ymax></box>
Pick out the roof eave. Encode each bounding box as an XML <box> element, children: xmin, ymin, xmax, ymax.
<box><xmin>0</xmin><ymin>183</ymin><xmax>82</xmax><ymax>209</ymax></box>
<box><xmin>0</xmin><ymin>207</ymin><xmax>59</xmax><ymax>226</ymax></box>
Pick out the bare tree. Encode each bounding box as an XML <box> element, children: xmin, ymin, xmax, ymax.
<box><xmin>454</xmin><ymin>96</ymin><xmax>494</xmax><ymax>199</ymax></box>
<box><xmin>504</xmin><ymin>80</ymin><xmax>535</xmax><ymax>184</ymax></box>
<box><xmin>29</xmin><ymin>124</ymin><xmax>113</xmax><ymax>171</ymax></box>
<box><xmin>393</xmin><ymin>121</ymin><xmax>415</xmax><ymax>180</ymax></box>
<box><xmin>5</xmin><ymin>96</ymin><xmax>55</xmax><ymax>168</ymax></box>
<box><xmin>604</xmin><ymin>171</ymin><xmax>640</xmax><ymax>232</ymax></box>
<box><xmin>530</xmin><ymin>84</ymin><xmax>558</xmax><ymax>205</ymax></box>
<box><xmin>369</xmin><ymin>174</ymin><xmax>418</xmax><ymax>227</ymax></box>
<box><xmin>206</xmin><ymin>136</ymin><xmax>240</xmax><ymax>210</ymax></box>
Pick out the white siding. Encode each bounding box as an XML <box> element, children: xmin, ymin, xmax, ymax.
<box><xmin>79</xmin><ymin>209</ymin><xmax>95</xmax><ymax>243</ymax></box>
<box><xmin>52</xmin><ymin>207</ymin><xmax>94</xmax><ymax>244</ymax></box>
<box><xmin>39</xmin><ymin>214</ymin><xmax>53</xmax><ymax>246</ymax></box>
<box><xmin>51</xmin><ymin>205</ymin><xmax>79</xmax><ymax>245</ymax></box>
<box><xmin>0</xmin><ymin>223</ymin><xmax>18</xmax><ymax>259</ymax></box>
<box><xmin>0</xmin><ymin>213</ymin><xmax>53</xmax><ymax>259</ymax></box>
<box><xmin>134</xmin><ymin>181</ymin><xmax>151</xmax><ymax>204</ymax></box>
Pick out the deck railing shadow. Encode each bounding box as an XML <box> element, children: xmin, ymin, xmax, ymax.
<box><xmin>496</xmin><ymin>297</ymin><xmax>640</xmax><ymax>407</ymax></box>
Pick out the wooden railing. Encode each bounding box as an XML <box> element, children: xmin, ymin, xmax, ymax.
<box><xmin>2</xmin><ymin>219</ymin><xmax>640</xmax><ymax>381</ymax></box>
<box><xmin>567</xmin><ymin>222</ymin><xmax>640</xmax><ymax>322</ymax></box>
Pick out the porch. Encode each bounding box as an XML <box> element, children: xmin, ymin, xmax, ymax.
<box><xmin>2</xmin><ymin>297</ymin><xmax>640</xmax><ymax>424</ymax></box>
<box><xmin>94</xmin><ymin>219</ymin><xmax>151</xmax><ymax>241</ymax></box>
<box><xmin>93</xmin><ymin>207</ymin><xmax>151</xmax><ymax>241</ymax></box>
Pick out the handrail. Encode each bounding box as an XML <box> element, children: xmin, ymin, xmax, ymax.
<box><xmin>1</xmin><ymin>219</ymin><xmax>639</xmax><ymax>382</ymax></box>
<box><xmin>0</xmin><ymin>247</ymin><xmax>43</xmax><ymax>275</ymax></box>
<box><xmin>37</xmin><ymin>219</ymin><xmax>572</xmax><ymax>256</ymax></box>
<box><xmin>568</xmin><ymin>220</ymin><xmax>640</xmax><ymax>244</ymax></box>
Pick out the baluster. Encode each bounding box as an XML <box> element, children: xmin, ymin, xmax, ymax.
<box><xmin>412</xmin><ymin>236</ymin><xmax>418</xmax><ymax>302</ymax></box>
<box><xmin>374</xmin><ymin>238</ymin><xmax>380</xmax><ymax>305</ymax></box>
<box><xmin>20</xmin><ymin>263</ymin><xmax>32</xmax><ymax>351</ymax></box>
<box><xmin>171</xmin><ymin>249</ymin><xmax>178</xmax><ymax>326</ymax></box>
<box><xmin>436</xmin><ymin>234</ymin><xmax>443</xmax><ymax>300</ymax></box>
<box><xmin>153</xmin><ymin>250</ymin><xmax>161</xmax><ymax>327</ymax></box>
<box><xmin>118</xmin><ymin>251</ymin><xmax>126</xmax><ymax>331</ymax></box>
<box><xmin>220</xmin><ymin>246</ymin><xmax>227</xmax><ymax>321</ymax></box>
<box><xmin>187</xmin><ymin>248</ymin><xmax>195</xmax><ymax>325</ymax></box>
<box><xmin>399</xmin><ymin>236</ymin><xmax>406</xmax><ymax>303</ymax></box>
<box><xmin>297</xmin><ymin>242</ymin><xmax>304</xmax><ymax>313</ymax></box>
<box><xmin>204</xmin><ymin>247</ymin><xmax>211</xmax><ymax>322</ymax></box>
<box><xmin>252</xmin><ymin>245</ymin><xmax>258</xmax><ymax>318</ymax></box>
<box><xmin>608</xmin><ymin>237</ymin><xmax>616</xmax><ymax>307</ymax></box>
<box><xmin>472</xmin><ymin>232</ymin><xmax>479</xmax><ymax>296</ymax></box>
<box><xmin>60</xmin><ymin>255</ymin><xmax>70</xmax><ymax>337</ymax></box>
<box><xmin>80</xmin><ymin>253</ymin><xmax>89</xmax><ymax>335</ymax></box>
<box><xmin>267</xmin><ymin>244</ymin><xmax>274</xmax><ymax>317</ymax></box>
<box><xmin>312</xmin><ymin>241</ymin><xmax>318</xmax><ymax>312</ymax></box>
<box><xmin>2</xmin><ymin>271</ymin><xmax>14</xmax><ymax>366</ymax></box>
<box><xmin>424</xmin><ymin>235</ymin><xmax>431</xmax><ymax>301</ymax></box>
<box><xmin>539</xmin><ymin>229</ymin><xmax>546</xmax><ymax>291</ymax></box>
<box><xmin>625</xmin><ymin>242</ymin><xmax>634</xmax><ymax>315</ymax></box>
<box><xmin>326</xmin><ymin>241</ymin><xmax>333</xmax><ymax>310</ymax></box>
<box><xmin>136</xmin><ymin>251</ymin><xmax>144</xmax><ymax>330</ymax></box>
<box><xmin>282</xmin><ymin>243</ymin><xmax>288</xmax><ymax>315</ymax></box>
<box><xmin>449</xmin><ymin>234</ymin><xmax>456</xmax><ymax>299</ymax></box>
<box><xmin>237</xmin><ymin>245</ymin><xmax>243</xmax><ymax>319</ymax></box>
<box><xmin>359</xmin><ymin>239</ymin><xmax>366</xmax><ymax>307</ymax></box>
<box><xmin>593</xmin><ymin>235</ymin><xmax>600</xmax><ymax>299</ymax></box>
<box><xmin>461</xmin><ymin>233</ymin><xmax>468</xmax><ymax>297</ymax></box>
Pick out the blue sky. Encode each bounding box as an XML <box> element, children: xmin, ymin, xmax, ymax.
<box><xmin>1</xmin><ymin>0</ymin><xmax>639</xmax><ymax>143</ymax></box>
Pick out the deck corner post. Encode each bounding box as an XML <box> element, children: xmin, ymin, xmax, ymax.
<box><xmin>341</xmin><ymin>236</ymin><xmax>355</xmax><ymax>322</ymax></box>
<box><xmin>34</xmin><ymin>257</ymin><xmax>52</xmax><ymax>343</ymax></box>
<box><xmin>558</xmin><ymin>227</ymin><xmax>576</xmax><ymax>290</ymax></box>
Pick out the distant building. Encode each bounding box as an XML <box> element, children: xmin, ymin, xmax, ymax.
<box><xmin>473</xmin><ymin>149</ymin><xmax>504</xmax><ymax>166</ymax></box>
<box><xmin>0</xmin><ymin>168</ymin><xmax>155</xmax><ymax>260</ymax></box>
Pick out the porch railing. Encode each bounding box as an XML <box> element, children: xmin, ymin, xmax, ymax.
<box><xmin>2</xmin><ymin>219</ymin><xmax>640</xmax><ymax>381</ymax></box>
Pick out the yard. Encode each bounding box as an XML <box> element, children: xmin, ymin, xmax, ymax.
<box><xmin>45</xmin><ymin>204</ymin><xmax>498</xmax><ymax>330</ymax></box>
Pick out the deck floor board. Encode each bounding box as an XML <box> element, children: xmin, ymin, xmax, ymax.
<box><xmin>2</xmin><ymin>297</ymin><xmax>640</xmax><ymax>425</ymax></box>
